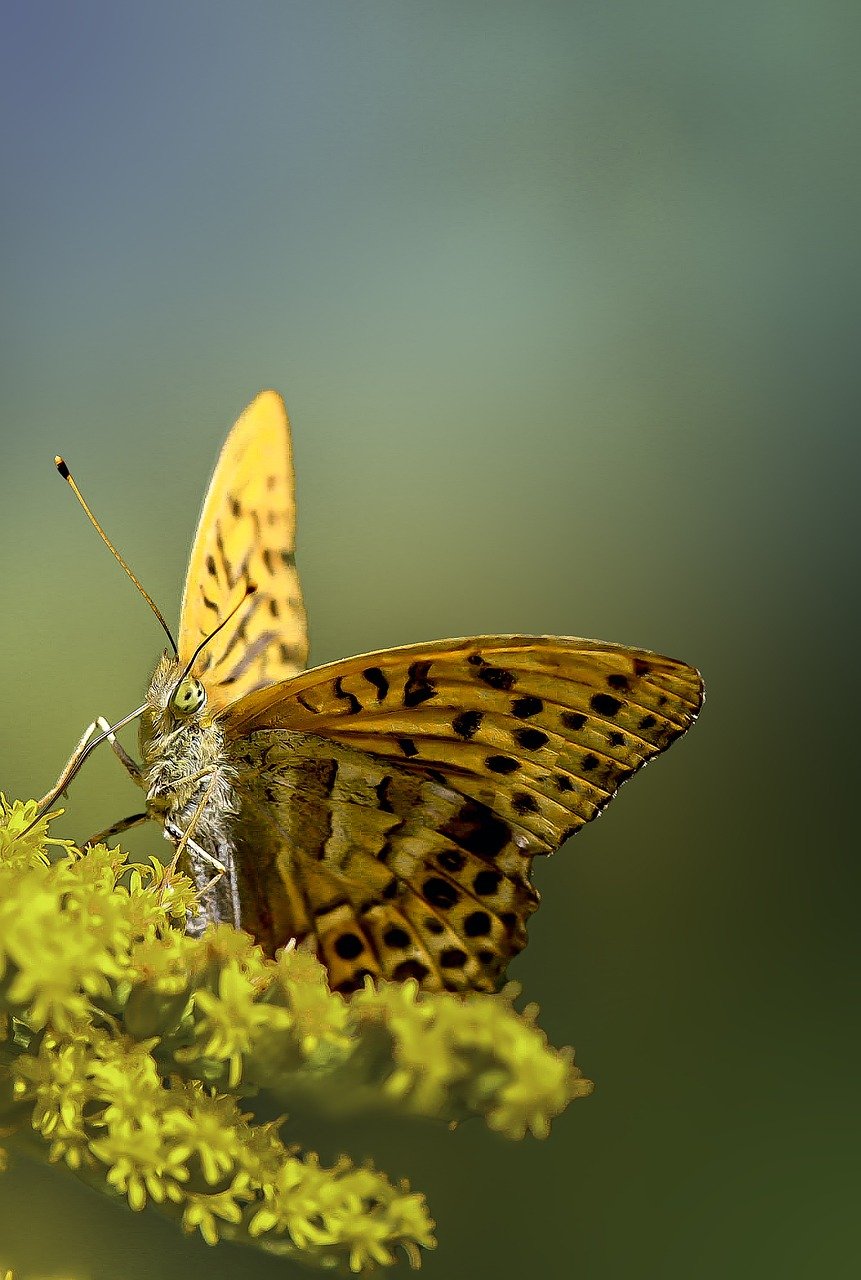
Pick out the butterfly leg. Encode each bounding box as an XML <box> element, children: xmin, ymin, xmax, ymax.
<box><xmin>165</xmin><ymin>822</ymin><xmax>227</xmax><ymax>890</ymax></box>
<box><xmin>85</xmin><ymin>812</ymin><xmax>150</xmax><ymax>846</ymax></box>
<box><xmin>37</xmin><ymin>717</ymin><xmax>105</xmax><ymax>810</ymax></box>
<box><xmin>162</xmin><ymin>775</ymin><xmax>241</xmax><ymax>933</ymax></box>
<box><xmin>92</xmin><ymin>715</ymin><xmax>145</xmax><ymax>786</ymax></box>
<box><xmin>37</xmin><ymin>714</ymin><xmax>144</xmax><ymax>812</ymax></box>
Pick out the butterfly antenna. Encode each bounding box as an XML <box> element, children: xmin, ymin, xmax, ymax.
<box><xmin>55</xmin><ymin>456</ymin><xmax>179</xmax><ymax>657</ymax></box>
<box><xmin>178</xmin><ymin>583</ymin><xmax>258</xmax><ymax>683</ymax></box>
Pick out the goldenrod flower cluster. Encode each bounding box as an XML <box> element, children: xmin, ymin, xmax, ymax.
<box><xmin>0</xmin><ymin>798</ymin><xmax>593</xmax><ymax>1272</ymax></box>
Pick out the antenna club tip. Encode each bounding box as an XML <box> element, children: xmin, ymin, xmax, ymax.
<box><xmin>55</xmin><ymin>456</ymin><xmax>70</xmax><ymax>477</ymax></box>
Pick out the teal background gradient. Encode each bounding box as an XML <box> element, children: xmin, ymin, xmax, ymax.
<box><xmin>1</xmin><ymin>3</ymin><xmax>859</xmax><ymax>1277</ymax></box>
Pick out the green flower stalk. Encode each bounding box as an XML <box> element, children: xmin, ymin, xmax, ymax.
<box><xmin>0</xmin><ymin>797</ymin><xmax>593</xmax><ymax>1272</ymax></box>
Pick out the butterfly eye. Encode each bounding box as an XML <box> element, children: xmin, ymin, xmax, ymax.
<box><xmin>171</xmin><ymin>676</ymin><xmax>206</xmax><ymax>716</ymax></box>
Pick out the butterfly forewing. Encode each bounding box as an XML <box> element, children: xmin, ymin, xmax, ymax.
<box><xmin>224</xmin><ymin>636</ymin><xmax>703</xmax><ymax>991</ymax></box>
<box><xmin>178</xmin><ymin>390</ymin><xmax>308</xmax><ymax>709</ymax></box>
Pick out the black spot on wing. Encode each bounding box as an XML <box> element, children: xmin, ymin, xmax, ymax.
<box><xmin>422</xmin><ymin>877</ymin><xmax>460</xmax><ymax>909</ymax></box>
<box><xmin>334</xmin><ymin>932</ymin><xmax>364</xmax><ymax>960</ymax></box>
<box><xmin>473</xmin><ymin>869</ymin><xmax>501</xmax><ymax>895</ymax></box>
<box><xmin>512</xmin><ymin>695</ymin><xmax>543</xmax><ymax>718</ymax></box>
<box><xmin>513</xmin><ymin>727</ymin><xmax>548</xmax><ymax>751</ymax></box>
<box><xmin>486</xmin><ymin>755</ymin><xmax>520</xmax><ymax>774</ymax></box>
<box><xmin>333</xmin><ymin>968</ymin><xmax>376</xmax><ymax>995</ymax></box>
<box><xmin>375</xmin><ymin>777</ymin><xmax>395</xmax><ymax>813</ymax></box>
<box><xmin>477</xmin><ymin>665</ymin><xmax>516</xmax><ymax>691</ymax></box>
<box><xmin>363</xmin><ymin>666</ymin><xmax>389</xmax><ymax>701</ymax></box>
<box><xmin>511</xmin><ymin>791</ymin><xmax>539</xmax><ymax>815</ymax></box>
<box><xmin>214</xmin><ymin>525</ymin><xmax>233</xmax><ymax>586</ymax></box>
<box><xmin>333</xmin><ymin>677</ymin><xmax>362</xmax><ymax>715</ymax></box>
<box><xmin>561</xmin><ymin>711</ymin><xmax>587</xmax><ymax>731</ymax></box>
<box><xmin>590</xmin><ymin>693</ymin><xmax>622</xmax><ymax>717</ymax></box>
<box><xmin>440</xmin><ymin>800</ymin><xmax>511</xmax><ymax>859</ymax></box>
<box><xmin>403</xmin><ymin>660</ymin><xmax>436</xmax><ymax>709</ymax></box>
<box><xmin>607</xmin><ymin>673</ymin><xmax>629</xmax><ymax>691</ymax></box>
<box><xmin>464</xmin><ymin>910</ymin><xmax>492</xmax><ymax>937</ymax></box>
<box><xmin>453</xmin><ymin>710</ymin><xmax>483</xmax><ymax>739</ymax></box>
<box><xmin>397</xmin><ymin>737</ymin><xmax>419</xmax><ymax>757</ymax></box>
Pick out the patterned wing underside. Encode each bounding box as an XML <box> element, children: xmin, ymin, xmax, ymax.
<box><xmin>232</xmin><ymin>733</ymin><xmax>539</xmax><ymax>994</ymax></box>
<box><xmin>178</xmin><ymin>390</ymin><xmax>308</xmax><ymax>710</ymax></box>
<box><xmin>227</xmin><ymin>636</ymin><xmax>703</xmax><ymax>993</ymax></box>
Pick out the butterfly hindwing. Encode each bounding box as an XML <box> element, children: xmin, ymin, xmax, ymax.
<box><xmin>225</xmin><ymin>636</ymin><xmax>703</xmax><ymax>989</ymax></box>
<box><xmin>178</xmin><ymin>390</ymin><xmax>308</xmax><ymax>710</ymax></box>
<box><xmin>231</xmin><ymin>728</ymin><xmax>538</xmax><ymax>993</ymax></box>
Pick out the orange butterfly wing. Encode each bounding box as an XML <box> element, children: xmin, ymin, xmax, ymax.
<box><xmin>178</xmin><ymin>391</ymin><xmax>308</xmax><ymax>710</ymax></box>
<box><xmin>224</xmin><ymin>636</ymin><xmax>703</xmax><ymax>991</ymax></box>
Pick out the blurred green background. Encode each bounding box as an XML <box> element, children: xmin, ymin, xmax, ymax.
<box><xmin>1</xmin><ymin>2</ymin><xmax>858</xmax><ymax>1277</ymax></box>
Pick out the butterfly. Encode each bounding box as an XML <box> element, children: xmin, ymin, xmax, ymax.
<box><xmin>53</xmin><ymin>391</ymin><xmax>703</xmax><ymax>995</ymax></box>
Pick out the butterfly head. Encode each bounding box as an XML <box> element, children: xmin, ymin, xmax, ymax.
<box><xmin>139</xmin><ymin>652</ymin><xmax>228</xmax><ymax>812</ymax></box>
<box><xmin>139</xmin><ymin>584</ymin><xmax>256</xmax><ymax>763</ymax></box>
<box><xmin>171</xmin><ymin>674</ymin><xmax>207</xmax><ymax>716</ymax></box>
<box><xmin>140</xmin><ymin>652</ymin><xmax>213</xmax><ymax>737</ymax></box>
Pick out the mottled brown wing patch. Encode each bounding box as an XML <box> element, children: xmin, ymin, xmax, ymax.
<box><xmin>230</xmin><ymin>730</ymin><xmax>537</xmax><ymax>993</ymax></box>
<box><xmin>226</xmin><ymin>636</ymin><xmax>703</xmax><ymax>992</ymax></box>
<box><xmin>178</xmin><ymin>391</ymin><xmax>308</xmax><ymax>711</ymax></box>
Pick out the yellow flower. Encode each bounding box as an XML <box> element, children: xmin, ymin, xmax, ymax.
<box><xmin>163</xmin><ymin>1087</ymin><xmax>247</xmax><ymax>1187</ymax></box>
<box><xmin>192</xmin><ymin>960</ymin><xmax>280</xmax><ymax>1087</ymax></box>
<box><xmin>90</xmin><ymin>1112</ymin><xmax>190</xmax><ymax>1210</ymax></box>
<box><xmin>0</xmin><ymin>866</ymin><xmax>128</xmax><ymax>1031</ymax></box>
<box><xmin>272</xmin><ymin>945</ymin><xmax>352</xmax><ymax>1061</ymax></box>
<box><xmin>0</xmin><ymin>802</ymin><xmax>593</xmax><ymax>1271</ymax></box>
<box><xmin>0</xmin><ymin>795</ymin><xmax>72</xmax><ymax>867</ymax></box>
<box><xmin>182</xmin><ymin>1186</ymin><xmax>245</xmax><ymax>1245</ymax></box>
